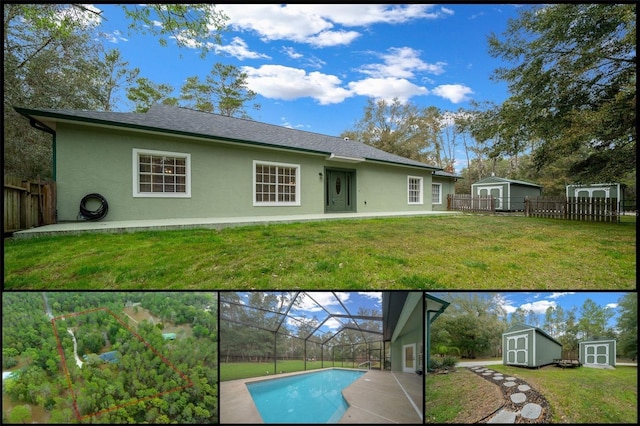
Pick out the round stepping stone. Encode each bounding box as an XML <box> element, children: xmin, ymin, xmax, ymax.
<box><xmin>521</xmin><ymin>403</ymin><xmax>542</xmax><ymax>420</ymax></box>
<box><xmin>492</xmin><ymin>375</ymin><xmax>504</xmax><ymax>380</ymax></box>
<box><xmin>482</xmin><ymin>372</ymin><xmax>493</xmax><ymax>376</ymax></box>
<box><xmin>503</xmin><ymin>381</ymin><xmax>517</xmax><ymax>387</ymax></box>
<box><xmin>488</xmin><ymin>410</ymin><xmax>517</xmax><ymax>424</ymax></box>
<box><xmin>510</xmin><ymin>392</ymin><xmax>527</xmax><ymax>404</ymax></box>
<box><xmin>505</xmin><ymin>376</ymin><xmax>517</xmax><ymax>381</ymax></box>
<box><xmin>517</xmin><ymin>384</ymin><xmax>531</xmax><ymax>392</ymax></box>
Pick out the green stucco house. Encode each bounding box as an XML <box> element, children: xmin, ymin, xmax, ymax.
<box><xmin>15</xmin><ymin>105</ymin><xmax>457</xmax><ymax>222</ymax></box>
<box><xmin>382</xmin><ymin>292</ymin><xmax>424</xmax><ymax>374</ymax></box>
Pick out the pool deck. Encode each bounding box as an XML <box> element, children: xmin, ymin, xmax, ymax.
<box><xmin>219</xmin><ymin>368</ymin><xmax>423</xmax><ymax>424</ymax></box>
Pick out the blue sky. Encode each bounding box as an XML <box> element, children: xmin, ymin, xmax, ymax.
<box><xmin>430</xmin><ymin>291</ymin><xmax>631</xmax><ymax>330</ymax></box>
<box><xmin>82</xmin><ymin>4</ymin><xmax>527</xmax><ymax>173</ymax></box>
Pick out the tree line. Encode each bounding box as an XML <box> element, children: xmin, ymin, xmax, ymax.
<box><xmin>429</xmin><ymin>292</ymin><xmax>637</xmax><ymax>362</ymax></box>
<box><xmin>219</xmin><ymin>292</ymin><xmax>383</xmax><ymax>363</ymax></box>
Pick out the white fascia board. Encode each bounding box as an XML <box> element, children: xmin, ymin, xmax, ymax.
<box><xmin>327</xmin><ymin>153</ymin><xmax>365</xmax><ymax>163</ymax></box>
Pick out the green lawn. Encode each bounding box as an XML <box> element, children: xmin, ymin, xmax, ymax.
<box><xmin>3</xmin><ymin>214</ymin><xmax>636</xmax><ymax>289</ymax></box>
<box><xmin>427</xmin><ymin>364</ymin><xmax>638</xmax><ymax>423</ymax></box>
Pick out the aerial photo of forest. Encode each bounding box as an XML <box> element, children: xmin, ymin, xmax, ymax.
<box><xmin>2</xmin><ymin>291</ymin><xmax>218</xmax><ymax>424</ymax></box>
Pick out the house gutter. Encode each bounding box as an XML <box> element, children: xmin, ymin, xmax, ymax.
<box><xmin>425</xmin><ymin>294</ymin><xmax>450</xmax><ymax>372</ymax></box>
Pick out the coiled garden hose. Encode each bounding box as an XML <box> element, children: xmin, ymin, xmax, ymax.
<box><xmin>79</xmin><ymin>193</ymin><xmax>109</xmax><ymax>220</ymax></box>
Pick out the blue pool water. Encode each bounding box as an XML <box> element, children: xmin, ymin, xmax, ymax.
<box><xmin>246</xmin><ymin>368</ymin><xmax>366</xmax><ymax>423</ymax></box>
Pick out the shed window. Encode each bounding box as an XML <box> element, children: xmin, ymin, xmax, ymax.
<box><xmin>133</xmin><ymin>149</ymin><xmax>191</xmax><ymax>198</ymax></box>
<box><xmin>432</xmin><ymin>183</ymin><xmax>442</xmax><ymax>205</ymax></box>
<box><xmin>408</xmin><ymin>176</ymin><xmax>423</xmax><ymax>204</ymax></box>
<box><xmin>254</xmin><ymin>160</ymin><xmax>300</xmax><ymax>206</ymax></box>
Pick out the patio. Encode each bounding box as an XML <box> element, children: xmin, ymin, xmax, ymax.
<box><xmin>219</xmin><ymin>368</ymin><xmax>423</xmax><ymax>424</ymax></box>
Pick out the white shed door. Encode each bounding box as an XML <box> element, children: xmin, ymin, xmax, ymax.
<box><xmin>506</xmin><ymin>333</ymin><xmax>528</xmax><ymax>365</ymax></box>
<box><xmin>584</xmin><ymin>343</ymin><xmax>609</xmax><ymax>365</ymax></box>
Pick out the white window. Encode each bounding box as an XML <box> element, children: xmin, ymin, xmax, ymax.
<box><xmin>432</xmin><ymin>183</ymin><xmax>442</xmax><ymax>205</ymax></box>
<box><xmin>408</xmin><ymin>176</ymin><xmax>423</xmax><ymax>204</ymax></box>
<box><xmin>133</xmin><ymin>149</ymin><xmax>191</xmax><ymax>198</ymax></box>
<box><xmin>253</xmin><ymin>160</ymin><xmax>300</xmax><ymax>206</ymax></box>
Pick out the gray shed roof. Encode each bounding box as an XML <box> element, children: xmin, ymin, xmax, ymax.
<box><xmin>504</xmin><ymin>322</ymin><xmax>562</xmax><ymax>346</ymax></box>
<box><xmin>15</xmin><ymin>104</ymin><xmax>442</xmax><ymax>172</ymax></box>
<box><xmin>473</xmin><ymin>176</ymin><xmax>542</xmax><ymax>188</ymax></box>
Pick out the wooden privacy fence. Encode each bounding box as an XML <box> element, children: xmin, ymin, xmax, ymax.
<box><xmin>4</xmin><ymin>175</ymin><xmax>56</xmax><ymax>233</ymax></box>
<box><xmin>447</xmin><ymin>194</ymin><xmax>495</xmax><ymax>213</ymax></box>
<box><xmin>524</xmin><ymin>196</ymin><xmax>619</xmax><ymax>223</ymax></box>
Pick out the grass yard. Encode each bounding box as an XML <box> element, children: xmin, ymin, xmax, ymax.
<box><xmin>3</xmin><ymin>214</ymin><xmax>636</xmax><ymax>289</ymax></box>
<box><xmin>427</xmin><ymin>364</ymin><xmax>638</xmax><ymax>423</ymax></box>
<box><xmin>219</xmin><ymin>361</ymin><xmax>364</xmax><ymax>381</ymax></box>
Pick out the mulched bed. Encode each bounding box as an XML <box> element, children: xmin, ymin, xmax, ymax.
<box><xmin>467</xmin><ymin>367</ymin><xmax>553</xmax><ymax>423</ymax></box>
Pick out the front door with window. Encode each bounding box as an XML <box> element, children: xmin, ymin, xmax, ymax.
<box><xmin>402</xmin><ymin>343</ymin><xmax>416</xmax><ymax>373</ymax></box>
<box><xmin>325</xmin><ymin>170</ymin><xmax>354</xmax><ymax>212</ymax></box>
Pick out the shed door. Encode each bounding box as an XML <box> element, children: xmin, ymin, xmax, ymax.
<box><xmin>478</xmin><ymin>186</ymin><xmax>503</xmax><ymax>210</ymax></box>
<box><xmin>584</xmin><ymin>343</ymin><xmax>609</xmax><ymax>365</ymax></box>
<box><xmin>505</xmin><ymin>333</ymin><xmax>528</xmax><ymax>365</ymax></box>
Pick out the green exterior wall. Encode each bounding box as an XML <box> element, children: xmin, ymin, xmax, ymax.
<box><xmin>432</xmin><ymin>176</ymin><xmax>457</xmax><ymax>211</ymax></box>
<box><xmin>390</xmin><ymin>293</ymin><xmax>424</xmax><ymax>373</ymax></box>
<box><xmin>55</xmin><ymin>123</ymin><xmax>437</xmax><ymax>221</ymax></box>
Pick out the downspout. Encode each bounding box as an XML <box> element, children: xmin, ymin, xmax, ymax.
<box><xmin>29</xmin><ymin>118</ymin><xmax>57</xmax><ymax>181</ymax></box>
<box><xmin>426</xmin><ymin>310</ymin><xmax>436</xmax><ymax>372</ymax></box>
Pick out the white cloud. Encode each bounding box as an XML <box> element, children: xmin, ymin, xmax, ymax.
<box><xmin>214</xmin><ymin>36</ymin><xmax>270</xmax><ymax>60</ymax></box>
<box><xmin>521</xmin><ymin>300</ymin><xmax>557</xmax><ymax>314</ymax></box>
<box><xmin>348</xmin><ymin>77</ymin><xmax>428</xmax><ymax>103</ymax></box>
<box><xmin>431</xmin><ymin>84</ymin><xmax>474</xmax><ymax>103</ymax></box>
<box><xmin>305</xmin><ymin>30</ymin><xmax>362</xmax><ymax>48</ymax></box>
<box><xmin>606</xmin><ymin>303</ymin><xmax>618</xmax><ymax>309</ymax></box>
<box><xmin>282</xmin><ymin>46</ymin><xmax>303</xmax><ymax>59</ymax></box>
<box><xmin>217</xmin><ymin>4</ymin><xmax>452</xmax><ymax>47</ymax></box>
<box><xmin>548</xmin><ymin>292</ymin><xmax>576</xmax><ymax>299</ymax></box>
<box><xmin>358</xmin><ymin>47</ymin><xmax>446</xmax><ymax>79</ymax></box>
<box><xmin>358</xmin><ymin>292</ymin><xmax>382</xmax><ymax>304</ymax></box>
<box><xmin>104</xmin><ymin>30</ymin><xmax>128</xmax><ymax>44</ymax></box>
<box><xmin>243</xmin><ymin>65</ymin><xmax>353</xmax><ymax>105</ymax></box>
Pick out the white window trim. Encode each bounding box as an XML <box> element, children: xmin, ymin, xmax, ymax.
<box><xmin>253</xmin><ymin>160</ymin><xmax>301</xmax><ymax>206</ymax></box>
<box><xmin>432</xmin><ymin>183</ymin><xmax>442</xmax><ymax>205</ymax></box>
<box><xmin>132</xmin><ymin>148</ymin><xmax>191</xmax><ymax>198</ymax></box>
<box><xmin>407</xmin><ymin>176</ymin><xmax>423</xmax><ymax>205</ymax></box>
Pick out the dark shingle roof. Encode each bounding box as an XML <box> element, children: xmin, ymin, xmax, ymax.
<box><xmin>15</xmin><ymin>104</ymin><xmax>442</xmax><ymax>171</ymax></box>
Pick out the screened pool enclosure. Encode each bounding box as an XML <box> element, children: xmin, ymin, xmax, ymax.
<box><xmin>220</xmin><ymin>292</ymin><xmax>391</xmax><ymax>378</ymax></box>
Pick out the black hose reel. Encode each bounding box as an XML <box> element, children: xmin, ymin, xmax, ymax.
<box><xmin>79</xmin><ymin>193</ymin><xmax>109</xmax><ymax>221</ymax></box>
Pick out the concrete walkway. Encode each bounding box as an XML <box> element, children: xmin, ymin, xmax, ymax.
<box><xmin>220</xmin><ymin>368</ymin><xmax>423</xmax><ymax>424</ymax></box>
<box><xmin>13</xmin><ymin>210</ymin><xmax>461</xmax><ymax>238</ymax></box>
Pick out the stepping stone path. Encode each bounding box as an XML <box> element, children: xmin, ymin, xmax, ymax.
<box><xmin>468</xmin><ymin>366</ymin><xmax>551</xmax><ymax>423</ymax></box>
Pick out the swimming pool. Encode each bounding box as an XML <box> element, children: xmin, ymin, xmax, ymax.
<box><xmin>246</xmin><ymin>368</ymin><xmax>366</xmax><ymax>423</ymax></box>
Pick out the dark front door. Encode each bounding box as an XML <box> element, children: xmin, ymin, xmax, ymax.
<box><xmin>326</xmin><ymin>170</ymin><xmax>354</xmax><ymax>212</ymax></box>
